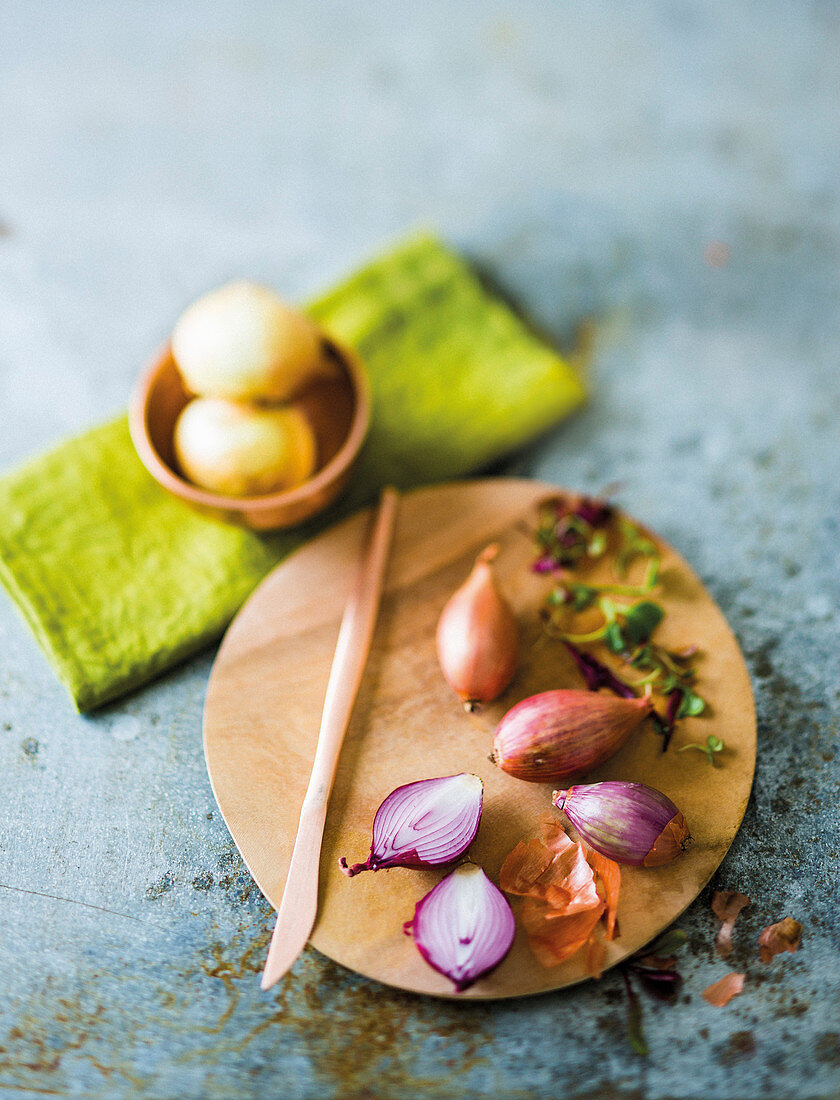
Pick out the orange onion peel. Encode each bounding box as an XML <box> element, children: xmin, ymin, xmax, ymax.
<box><xmin>527</xmin><ymin>906</ymin><xmax>606</xmax><ymax>968</ymax></box>
<box><xmin>758</xmin><ymin>917</ymin><xmax>802</xmax><ymax>962</ymax></box>
<box><xmin>585</xmin><ymin>846</ymin><xmax>621</xmax><ymax>940</ymax></box>
<box><xmin>491</xmin><ymin>689</ymin><xmax>653</xmax><ymax>783</ymax></box>
<box><xmin>702</xmin><ymin>971</ymin><xmax>745</xmax><ymax>1007</ymax></box>
<box><xmin>586</xmin><ymin>937</ymin><xmax>608</xmax><ymax>980</ymax></box>
<box><xmin>553</xmin><ymin>781</ymin><xmax>691</xmax><ymax>867</ymax></box>
<box><xmin>338</xmin><ymin>773</ymin><xmax>483</xmax><ymax>876</ymax></box>
<box><xmin>436</xmin><ymin>544</ymin><xmax>519</xmax><ymax>711</ymax></box>
<box><xmin>711</xmin><ymin>890</ymin><xmax>751</xmax><ymax>957</ymax></box>
<box><xmin>499</xmin><ymin>818</ymin><xmax>620</xmax><ymax>972</ymax></box>
<box><xmin>403</xmin><ymin>863</ymin><xmax>516</xmax><ymax>992</ymax></box>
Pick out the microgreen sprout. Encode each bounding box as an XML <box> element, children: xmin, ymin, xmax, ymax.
<box><xmin>622</xmin><ymin>970</ymin><xmax>648</xmax><ymax>1056</ymax></box>
<box><xmin>562</xmin><ymin>642</ymin><xmax>636</xmax><ymax>699</ymax></box>
<box><xmin>533</xmin><ymin>494</ymin><xmax>613</xmax><ymax>572</ymax></box>
<box><xmin>615</xmin><ymin>518</ymin><xmax>659</xmax><ymax>579</ymax></box>
<box><xmin>534</xmin><ymin>493</ymin><xmax>708</xmax><ymax>752</ymax></box>
<box><xmin>676</xmin><ymin>734</ymin><xmax>725</xmax><ymax>765</ymax></box>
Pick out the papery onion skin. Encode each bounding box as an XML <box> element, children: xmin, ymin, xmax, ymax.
<box><xmin>702</xmin><ymin>971</ymin><xmax>745</xmax><ymax>1007</ymax></box>
<box><xmin>436</xmin><ymin>544</ymin><xmax>519</xmax><ymax>711</ymax></box>
<box><xmin>404</xmin><ymin>863</ymin><xmax>516</xmax><ymax>992</ymax></box>
<box><xmin>553</xmin><ymin>781</ymin><xmax>691</xmax><ymax>867</ymax></box>
<box><xmin>491</xmin><ymin>690</ymin><xmax>653</xmax><ymax>783</ymax></box>
<box><xmin>338</xmin><ymin>773</ymin><xmax>483</xmax><ymax>877</ymax></box>
<box><xmin>758</xmin><ymin>917</ymin><xmax>802</xmax><ymax>962</ymax></box>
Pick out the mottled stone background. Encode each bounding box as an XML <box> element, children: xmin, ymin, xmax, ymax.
<box><xmin>0</xmin><ymin>2</ymin><xmax>838</xmax><ymax>1097</ymax></box>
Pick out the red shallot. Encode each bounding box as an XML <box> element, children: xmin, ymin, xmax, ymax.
<box><xmin>403</xmin><ymin>863</ymin><xmax>516</xmax><ymax>992</ymax></box>
<box><xmin>552</xmin><ymin>781</ymin><xmax>691</xmax><ymax>867</ymax></box>
<box><xmin>339</xmin><ymin>773</ymin><xmax>483</xmax><ymax>876</ymax></box>
<box><xmin>491</xmin><ymin>689</ymin><xmax>653</xmax><ymax>783</ymax></box>
<box><xmin>436</xmin><ymin>544</ymin><xmax>519</xmax><ymax>711</ymax></box>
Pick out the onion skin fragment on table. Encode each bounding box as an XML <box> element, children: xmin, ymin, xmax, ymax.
<box><xmin>711</xmin><ymin>890</ymin><xmax>751</xmax><ymax>958</ymax></box>
<box><xmin>758</xmin><ymin>917</ymin><xmax>803</xmax><ymax>962</ymax></box>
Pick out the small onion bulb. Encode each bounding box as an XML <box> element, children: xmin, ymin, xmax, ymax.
<box><xmin>436</xmin><ymin>544</ymin><xmax>519</xmax><ymax>711</ymax></box>
<box><xmin>171</xmin><ymin>280</ymin><xmax>327</xmax><ymax>402</ymax></box>
<box><xmin>173</xmin><ymin>397</ymin><xmax>317</xmax><ymax>497</ymax></box>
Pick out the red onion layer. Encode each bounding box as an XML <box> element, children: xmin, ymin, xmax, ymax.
<box><xmin>339</xmin><ymin>773</ymin><xmax>484</xmax><ymax>876</ymax></box>
<box><xmin>553</xmin><ymin>781</ymin><xmax>691</xmax><ymax>867</ymax></box>
<box><xmin>404</xmin><ymin>863</ymin><xmax>516</xmax><ymax>992</ymax></box>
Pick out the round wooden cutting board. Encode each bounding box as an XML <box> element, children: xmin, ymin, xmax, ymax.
<box><xmin>203</xmin><ymin>479</ymin><xmax>756</xmax><ymax>999</ymax></box>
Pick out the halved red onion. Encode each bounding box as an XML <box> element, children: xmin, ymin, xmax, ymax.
<box><xmin>404</xmin><ymin>863</ymin><xmax>516</xmax><ymax>992</ymax></box>
<box><xmin>339</xmin><ymin>773</ymin><xmax>484</xmax><ymax>876</ymax></box>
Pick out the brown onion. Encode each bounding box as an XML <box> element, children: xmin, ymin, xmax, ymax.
<box><xmin>436</xmin><ymin>544</ymin><xmax>519</xmax><ymax>711</ymax></box>
<box><xmin>490</xmin><ymin>689</ymin><xmax>653</xmax><ymax>783</ymax></box>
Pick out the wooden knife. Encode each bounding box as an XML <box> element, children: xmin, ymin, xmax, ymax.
<box><xmin>260</xmin><ymin>486</ymin><xmax>400</xmax><ymax>991</ymax></box>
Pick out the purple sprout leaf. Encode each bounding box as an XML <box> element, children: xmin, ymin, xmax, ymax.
<box><xmin>533</xmin><ymin>555</ymin><xmax>558</xmax><ymax>575</ymax></box>
<box><xmin>563</xmin><ymin>642</ymin><xmax>637</xmax><ymax>699</ymax></box>
<box><xmin>652</xmin><ymin>688</ymin><xmax>684</xmax><ymax>753</ymax></box>
<box><xmin>574</xmin><ymin>496</ymin><xmax>614</xmax><ymax>528</ymax></box>
<box><xmin>632</xmin><ymin>965</ymin><xmax>684</xmax><ymax>1003</ymax></box>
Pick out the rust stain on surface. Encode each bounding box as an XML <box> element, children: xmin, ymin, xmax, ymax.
<box><xmin>180</xmin><ymin>920</ymin><xmax>495</xmax><ymax>1097</ymax></box>
<box><xmin>0</xmin><ymin>984</ymin><xmax>151</xmax><ymax>1093</ymax></box>
<box><xmin>0</xmin><ymin>1002</ymin><xmax>105</xmax><ymax>1088</ymax></box>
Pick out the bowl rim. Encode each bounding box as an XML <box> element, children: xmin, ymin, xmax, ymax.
<box><xmin>128</xmin><ymin>337</ymin><xmax>371</xmax><ymax>514</ymax></box>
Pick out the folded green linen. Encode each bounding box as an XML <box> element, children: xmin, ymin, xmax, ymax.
<box><xmin>0</xmin><ymin>233</ymin><xmax>585</xmax><ymax>711</ymax></box>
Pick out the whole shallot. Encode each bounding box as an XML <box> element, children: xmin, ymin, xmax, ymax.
<box><xmin>436</xmin><ymin>544</ymin><xmax>519</xmax><ymax>711</ymax></box>
<box><xmin>553</xmin><ymin>781</ymin><xmax>691</xmax><ymax>866</ymax></box>
<box><xmin>490</xmin><ymin>689</ymin><xmax>653</xmax><ymax>783</ymax></box>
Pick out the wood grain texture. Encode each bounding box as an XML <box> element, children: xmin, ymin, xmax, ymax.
<box><xmin>203</xmin><ymin>479</ymin><xmax>756</xmax><ymax>1000</ymax></box>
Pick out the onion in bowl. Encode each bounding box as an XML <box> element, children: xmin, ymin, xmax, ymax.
<box><xmin>173</xmin><ymin>396</ymin><xmax>317</xmax><ymax>497</ymax></box>
<box><xmin>172</xmin><ymin>280</ymin><xmax>331</xmax><ymax>402</ymax></box>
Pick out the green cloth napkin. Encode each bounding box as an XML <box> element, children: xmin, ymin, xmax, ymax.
<box><xmin>0</xmin><ymin>234</ymin><xmax>584</xmax><ymax>711</ymax></box>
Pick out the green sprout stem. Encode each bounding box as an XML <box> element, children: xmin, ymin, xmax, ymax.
<box><xmin>676</xmin><ymin>734</ymin><xmax>725</xmax><ymax>765</ymax></box>
<box><xmin>588</xmin><ymin>578</ymin><xmax>659</xmax><ymax>599</ymax></box>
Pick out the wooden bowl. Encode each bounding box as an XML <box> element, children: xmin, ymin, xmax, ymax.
<box><xmin>129</xmin><ymin>339</ymin><xmax>371</xmax><ymax>531</ymax></box>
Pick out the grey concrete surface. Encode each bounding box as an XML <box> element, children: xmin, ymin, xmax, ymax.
<box><xmin>1</xmin><ymin>2</ymin><xmax>838</xmax><ymax>1097</ymax></box>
